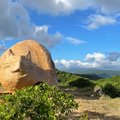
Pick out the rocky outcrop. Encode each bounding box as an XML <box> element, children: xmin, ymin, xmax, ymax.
<box><xmin>0</xmin><ymin>40</ymin><xmax>58</xmax><ymax>93</ymax></box>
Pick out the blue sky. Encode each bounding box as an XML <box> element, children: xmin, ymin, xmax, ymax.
<box><xmin>0</xmin><ymin>0</ymin><xmax>120</xmax><ymax>72</ymax></box>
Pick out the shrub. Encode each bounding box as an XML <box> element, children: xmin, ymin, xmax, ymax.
<box><xmin>79</xmin><ymin>112</ymin><xmax>88</xmax><ymax>120</ymax></box>
<box><xmin>102</xmin><ymin>83</ymin><xmax>120</xmax><ymax>98</ymax></box>
<box><xmin>56</xmin><ymin>70</ymin><xmax>80</xmax><ymax>85</ymax></box>
<box><xmin>0</xmin><ymin>84</ymin><xmax>78</xmax><ymax>120</ymax></box>
<box><xmin>69</xmin><ymin>78</ymin><xmax>94</xmax><ymax>88</ymax></box>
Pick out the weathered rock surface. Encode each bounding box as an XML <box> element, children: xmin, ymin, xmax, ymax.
<box><xmin>0</xmin><ymin>40</ymin><xmax>58</xmax><ymax>93</ymax></box>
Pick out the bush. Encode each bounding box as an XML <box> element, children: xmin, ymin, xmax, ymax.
<box><xmin>94</xmin><ymin>76</ymin><xmax>120</xmax><ymax>98</ymax></box>
<box><xmin>103</xmin><ymin>83</ymin><xmax>120</xmax><ymax>98</ymax></box>
<box><xmin>79</xmin><ymin>112</ymin><xmax>88</xmax><ymax>120</ymax></box>
<box><xmin>0</xmin><ymin>84</ymin><xmax>78</xmax><ymax>120</ymax></box>
<box><xmin>69</xmin><ymin>78</ymin><xmax>94</xmax><ymax>88</ymax></box>
<box><xmin>56</xmin><ymin>70</ymin><xmax>80</xmax><ymax>85</ymax></box>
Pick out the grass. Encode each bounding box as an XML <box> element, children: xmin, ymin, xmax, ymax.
<box><xmin>94</xmin><ymin>76</ymin><xmax>120</xmax><ymax>90</ymax></box>
<box><xmin>57</xmin><ymin>70</ymin><xmax>120</xmax><ymax>119</ymax></box>
<box><xmin>57</xmin><ymin>70</ymin><xmax>120</xmax><ymax>98</ymax></box>
<box><xmin>94</xmin><ymin>76</ymin><xmax>120</xmax><ymax>98</ymax></box>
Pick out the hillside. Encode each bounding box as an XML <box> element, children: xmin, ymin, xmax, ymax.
<box><xmin>57</xmin><ymin>70</ymin><xmax>120</xmax><ymax>120</ymax></box>
<box><xmin>57</xmin><ymin>70</ymin><xmax>120</xmax><ymax>97</ymax></box>
<box><xmin>62</xmin><ymin>69</ymin><xmax>120</xmax><ymax>78</ymax></box>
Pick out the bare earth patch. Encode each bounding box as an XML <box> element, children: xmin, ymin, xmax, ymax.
<box><xmin>75</xmin><ymin>98</ymin><xmax>120</xmax><ymax>120</ymax></box>
<box><xmin>61</xmin><ymin>87</ymin><xmax>120</xmax><ymax>120</ymax></box>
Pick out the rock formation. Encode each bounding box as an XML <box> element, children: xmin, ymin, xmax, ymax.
<box><xmin>0</xmin><ymin>40</ymin><xmax>58</xmax><ymax>93</ymax></box>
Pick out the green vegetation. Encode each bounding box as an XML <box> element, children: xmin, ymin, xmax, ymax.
<box><xmin>57</xmin><ymin>70</ymin><xmax>120</xmax><ymax>98</ymax></box>
<box><xmin>56</xmin><ymin>70</ymin><xmax>80</xmax><ymax>86</ymax></box>
<box><xmin>69</xmin><ymin>78</ymin><xmax>94</xmax><ymax>88</ymax></box>
<box><xmin>56</xmin><ymin>70</ymin><xmax>95</xmax><ymax>89</ymax></box>
<box><xmin>94</xmin><ymin>76</ymin><xmax>120</xmax><ymax>98</ymax></box>
<box><xmin>79</xmin><ymin>112</ymin><xmax>89</xmax><ymax>120</ymax></box>
<box><xmin>0</xmin><ymin>84</ymin><xmax>78</xmax><ymax>120</ymax></box>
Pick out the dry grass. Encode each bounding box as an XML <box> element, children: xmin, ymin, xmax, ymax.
<box><xmin>61</xmin><ymin>87</ymin><xmax>120</xmax><ymax>120</ymax></box>
<box><xmin>75</xmin><ymin>98</ymin><xmax>120</xmax><ymax>120</ymax></box>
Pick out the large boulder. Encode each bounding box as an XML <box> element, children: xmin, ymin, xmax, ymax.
<box><xmin>0</xmin><ymin>40</ymin><xmax>58</xmax><ymax>93</ymax></box>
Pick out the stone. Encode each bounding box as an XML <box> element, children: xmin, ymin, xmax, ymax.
<box><xmin>94</xmin><ymin>85</ymin><xmax>103</xmax><ymax>96</ymax></box>
<box><xmin>0</xmin><ymin>40</ymin><xmax>58</xmax><ymax>93</ymax></box>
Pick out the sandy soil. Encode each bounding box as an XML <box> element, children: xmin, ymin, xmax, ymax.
<box><xmin>61</xmin><ymin>87</ymin><xmax>120</xmax><ymax>120</ymax></box>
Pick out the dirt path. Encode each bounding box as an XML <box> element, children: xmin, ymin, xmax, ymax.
<box><xmin>74</xmin><ymin>98</ymin><xmax>120</xmax><ymax>120</ymax></box>
<box><xmin>61</xmin><ymin>87</ymin><xmax>120</xmax><ymax>120</ymax></box>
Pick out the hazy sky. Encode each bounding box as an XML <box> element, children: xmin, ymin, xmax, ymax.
<box><xmin>0</xmin><ymin>0</ymin><xmax>120</xmax><ymax>72</ymax></box>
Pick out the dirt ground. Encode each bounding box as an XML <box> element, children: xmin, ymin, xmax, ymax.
<box><xmin>61</xmin><ymin>87</ymin><xmax>120</xmax><ymax>120</ymax></box>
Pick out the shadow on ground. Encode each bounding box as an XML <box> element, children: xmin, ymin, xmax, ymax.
<box><xmin>60</xmin><ymin>77</ymin><xmax>98</xmax><ymax>100</ymax></box>
<box><xmin>62</xmin><ymin>111</ymin><xmax>120</xmax><ymax>120</ymax></box>
<box><xmin>60</xmin><ymin>85</ymin><xmax>97</xmax><ymax>100</ymax></box>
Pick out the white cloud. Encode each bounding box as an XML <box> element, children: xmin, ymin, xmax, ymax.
<box><xmin>21</xmin><ymin>0</ymin><xmax>92</xmax><ymax>15</ymax></box>
<box><xmin>20</xmin><ymin>0</ymin><xmax>120</xmax><ymax>29</ymax></box>
<box><xmin>0</xmin><ymin>0</ymin><xmax>120</xmax><ymax>49</ymax></box>
<box><xmin>0</xmin><ymin>0</ymin><xmax>63</xmax><ymax>48</ymax></box>
<box><xmin>20</xmin><ymin>0</ymin><xmax>120</xmax><ymax>15</ymax></box>
<box><xmin>54</xmin><ymin>52</ymin><xmax>120</xmax><ymax>73</ymax></box>
<box><xmin>85</xmin><ymin>52</ymin><xmax>106</xmax><ymax>62</ymax></box>
<box><xmin>107</xmin><ymin>52</ymin><xmax>120</xmax><ymax>61</ymax></box>
<box><xmin>33</xmin><ymin>25</ymin><xmax>63</xmax><ymax>47</ymax></box>
<box><xmin>0</xmin><ymin>0</ymin><xmax>120</xmax><ymax>44</ymax></box>
<box><xmin>93</xmin><ymin>0</ymin><xmax>120</xmax><ymax>14</ymax></box>
<box><xmin>85</xmin><ymin>15</ymin><xmax>117</xmax><ymax>30</ymax></box>
<box><xmin>0</xmin><ymin>0</ymin><xmax>84</xmax><ymax>49</ymax></box>
<box><xmin>0</xmin><ymin>0</ymin><xmax>85</xmax><ymax>48</ymax></box>
<box><xmin>66</xmin><ymin>37</ymin><xmax>86</xmax><ymax>45</ymax></box>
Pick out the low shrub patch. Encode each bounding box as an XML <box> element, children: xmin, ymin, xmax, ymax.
<box><xmin>0</xmin><ymin>84</ymin><xmax>78</xmax><ymax>120</ymax></box>
<box><xmin>94</xmin><ymin>76</ymin><xmax>120</xmax><ymax>98</ymax></box>
<box><xmin>102</xmin><ymin>83</ymin><xmax>120</xmax><ymax>98</ymax></box>
<box><xmin>69</xmin><ymin>78</ymin><xmax>94</xmax><ymax>88</ymax></box>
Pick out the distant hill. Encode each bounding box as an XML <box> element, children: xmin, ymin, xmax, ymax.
<box><xmin>59</xmin><ymin>69</ymin><xmax>120</xmax><ymax>78</ymax></box>
<box><xmin>78</xmin><ymin>69</ymin><xmax>120</xmax><ymax>78</ymax></box>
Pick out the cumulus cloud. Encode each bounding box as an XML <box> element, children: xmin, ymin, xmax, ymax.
<box><xmin>54</xmin><ymin>52</ymin><xmax>120</xmax><ymax>73</ymax></box>
<box><xmin>85</xmin><ymin>52</ymin><xmax>106</xmax><ymax>62</ymax></box>
<box><xmin>0</xmin><ymin>0</ymin><xmax>63</xmax><ymax>48</ymax></box>
<box><xmin>20</xmin><ymin>0</ymin><xmax>120</xmax><ymax>29</ymax></box>
<box><xmin>107</xmin><ymin>52</ymin><xmax>120</xmax><ymax>61</ymax></box>
<box><xmin>20</xmin><ymin>0</ymin><xmax>120</xmax><ymax>15</ymax></box>
<box><xmin>0</xmin><ymin>0</ymin><xmax>120</xmax><ymax>48</ymax></box>
<box><xmin>85</xmin><ymin>15</ymin><xmax>117</xmax><ymax>30</ymax></box>
<box><xmin>0</xmin><ymin>0</ymin><xmax>119</xmax><ymax>54</ymax></box>
<box><xmin>21</xmin><ymin>0</ymin><xmax>92</xmax><ymax>15</ymax></box>
<box><xmin>93</xmin><ymin>0</ymin><xmax>120</xmax><ymax>14</ymax></box>
<box><xmin>33</xmin><ymin>25</ymin><xmax>63</xmax><ymax>47</ymax></box>
<box><xmin>66</xmin><ymin>37</ymin><xmax>86</xmax><ymax>45</ymax></box>
<box><xmin>0</xmin><ymin>0</ymin><xmax>86</xmax><ymax>48</ymax></box>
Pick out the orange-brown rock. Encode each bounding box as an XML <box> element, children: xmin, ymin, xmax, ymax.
<box><xmin>0</xmin><ymin>40</ymin><xmax>58</xmax><ymax>93</ymax></box>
